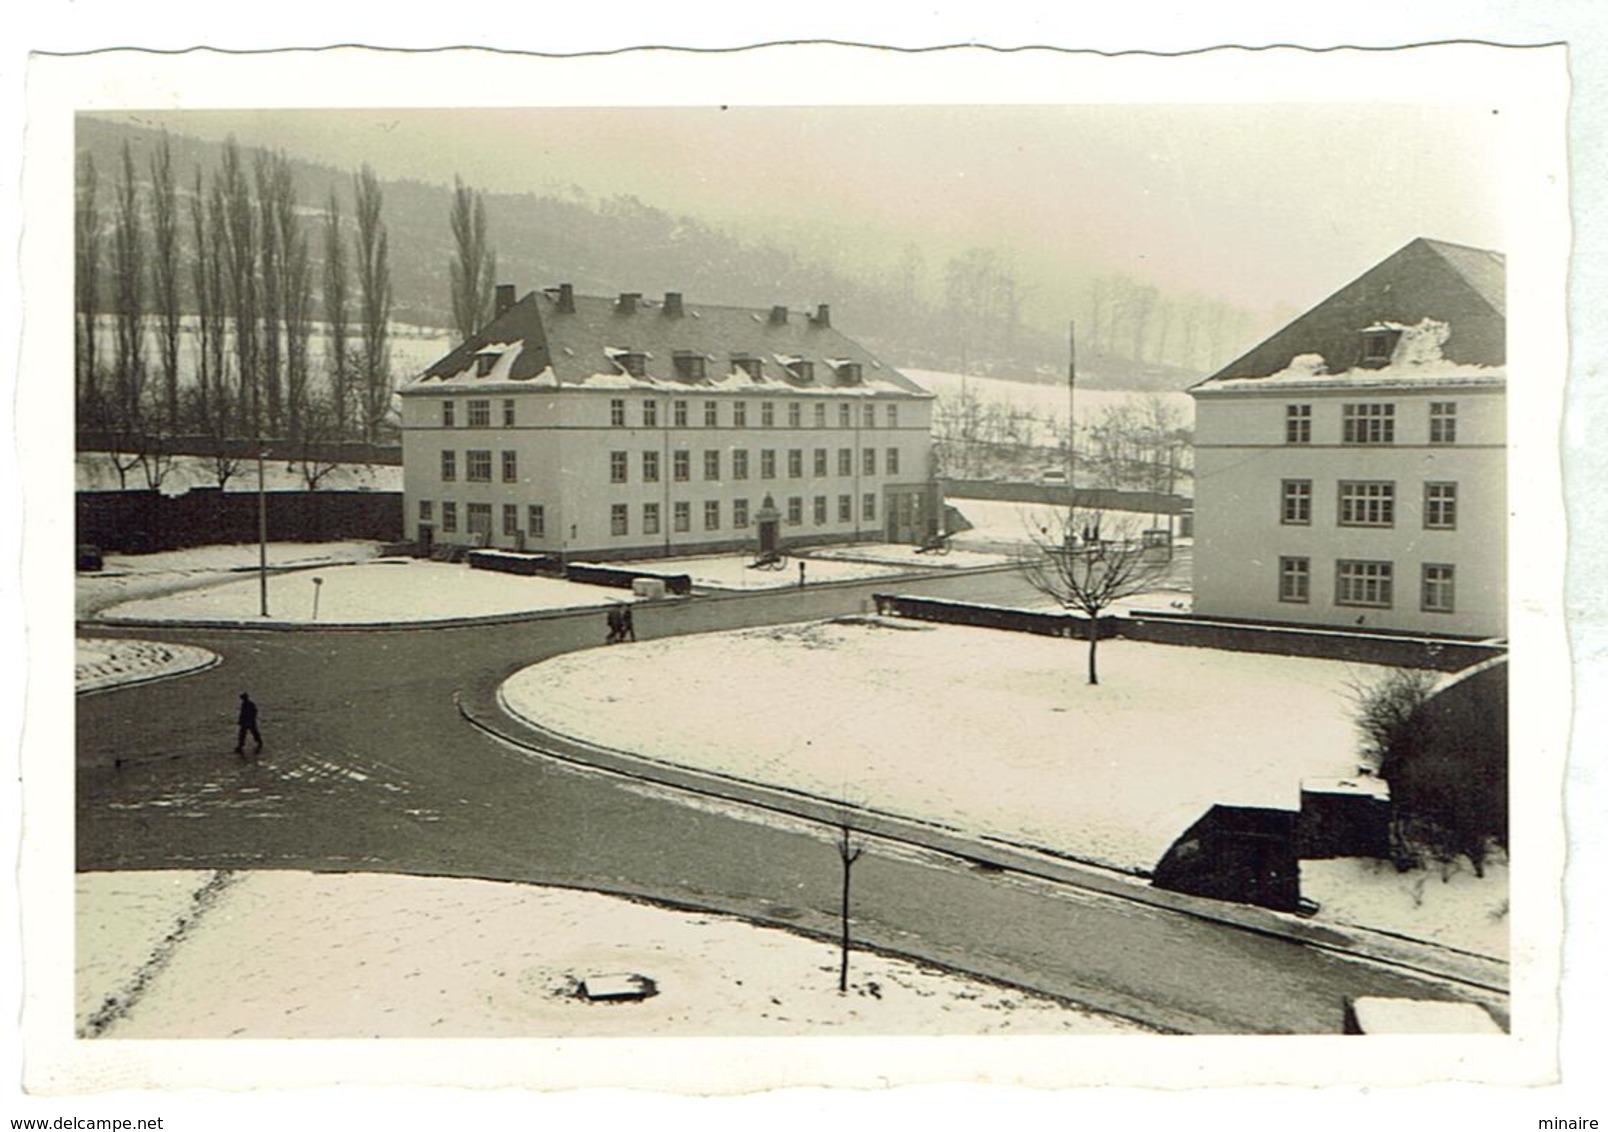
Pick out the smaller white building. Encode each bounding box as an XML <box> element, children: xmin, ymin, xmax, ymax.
<box><xmin>399</xmin><ymin>286</ymin><xmax>938</xmax><ymax>560</ymax></box>
<box><xmin>1190</xmin><ymin>239</ymin><xmax>1506</xmax><ymax>639</ymax></box>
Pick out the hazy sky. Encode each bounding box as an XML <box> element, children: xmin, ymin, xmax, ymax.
<box><xmin>114</xmin><ymin>104</ymin><xmax>1506</xmax><ymax>321</ymax></box>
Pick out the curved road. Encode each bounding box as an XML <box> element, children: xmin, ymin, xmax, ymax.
<box><xmin>76</xmin><ymin>568</ymin><xmax>1507</xmax><ymax>1034</ymax></box>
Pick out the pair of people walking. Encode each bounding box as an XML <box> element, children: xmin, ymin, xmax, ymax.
<box><xmin>605</xmin><ymin>605</ymin><xmax>636</xmax><ymax>644</ymax></box>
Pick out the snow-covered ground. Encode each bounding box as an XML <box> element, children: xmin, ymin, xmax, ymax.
<box><xmin>905</xmin><ymin>368</ymin><xmax>1195</xmax><ymax>428</ymax></box>
<box><xmin>76</xmin><ymin>638</ymin><xmax>219</xmax><ymax>693</ymax></box>
<box><xmin>501</xmin><ymin>618</ymin><xmax>1506</xmax><ymax>957</ymax></box>
<box><xmin>77</xmin><ymin>870</ymin><xmax>1151</xmax><ymax>1038</ymax></box>
<box><xmin>97</xmin><ymin>557</ymin><xmax>637</xmax><ymax>625</ymax></box>
<box><xmin>77</xmin><ymin>452</ymin><xmax>403</xmax><ymax>497</ymax></box>
<box><xmin>608</xmin><ymin>547</ymin><xmax>949</xmax><ymax>591</ymax></box>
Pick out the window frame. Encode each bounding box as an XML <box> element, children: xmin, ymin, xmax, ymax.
<box><xmin>1285</xmin><ymin>403</ymin><xmax>1311</xmax><ymax>444</ymax></box>
<box><xmin>1278</xmin><ymin>556</ymin><xmax>1311</xmax><ymax>604</ymax></box>
<box><xmin>1335</xmin><ymin>559</ymin><xmax>1394</xmax><ymax>608</ymax></box>
<box><xmin>1281</xmin><ymin>479</ymin><xmax>1312</xmax><ymax>525</ymax></box>
<box><xmin>1422</xmin><ymin>563</ymin><xmax>1456</xmax><ymax>613</ymax></box>
<box><xmin>1341</xmin><ymin>402</ymin><xmax>1396</xmax><ymax>445</ymax></box>
<box><xmin>1424</xmin><ymin>482</ymin><xmax>1458</xmax><ymax>530</ymax></box>
<box><xmin>1337</xmin><ymin>480</ymin><xmax>1396</xmax><ymax>527</ymax></box>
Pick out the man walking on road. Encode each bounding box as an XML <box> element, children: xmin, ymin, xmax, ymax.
<box><xmin>234</xmin><ymin>692</ymin><xmax>263</xmax><ymax>754</ymax></box>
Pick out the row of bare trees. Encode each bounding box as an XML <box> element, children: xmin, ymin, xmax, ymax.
<box><xmin>74</xmin><ymin>134</ymin><xmax>397</xmax><ymax>489</ymax></box>
<box><xmin>1083</xmin><ymin>274</ymin><xmax>1264</xmax><ymax>374</ymax></box>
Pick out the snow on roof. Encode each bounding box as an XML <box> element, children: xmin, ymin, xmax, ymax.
<box><xmin>1196</xmin><ymin>359</ymin><xmax>1504</xmax><ymax>395</ymax></box>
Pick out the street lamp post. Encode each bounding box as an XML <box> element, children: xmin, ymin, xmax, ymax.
<box><xmin>311</xmin><ymin>576</ymin><xmax>323</xmax><ymax>621</ymax></box>
<box><xmin>257</xmin><ymin>438</ymin><xmax>269</xmax><ymax>617</ymax></box>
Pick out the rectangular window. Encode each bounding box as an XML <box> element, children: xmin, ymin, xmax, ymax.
<box><xmin>704</xmin><ymin>400</ymin><xmax>719</xmax><ymax>427</ymax></box>
<box><xmin>501</xmin><ymin>450</ymin><xmax>518</xmax><ymax>483</ymax></box>
<box><xmin>466</xmin><ymin>450</ymin><xmax>492</xmax><ymax>483</ymax></box>
<box><xmin>863</xmin><ymin>404</ymin><xmax>876</xmax><ymax>428</ymax></box>
<box><xmin>611</xmin><ymin>503</ymin><xmax>629</xmax><ymax>537</ymax></box>
<box><xmin>886</xmin><ymin>404</ymin><xmax>899</xmax><ymax>428</ymax></box>
<box><xmin>787</xmin><ymin>496</ymin><xmax>803</xmax><ymax>525</ymax></box>
<box><xmin>814</xmin><ymin>448</ymin><xmax>829</xmax><ymax>476</ymax></box>
<box><xmin>418</xmin><ymin>499</ymin><xmax>433</xmax><ymax>522</ymax></box>
<box><xmin>673</xmin><ymin>353</ymin><xmax>706</xmax><ymax>381</ymax></box>
<box><xmin>502</xmin><ymin>503</ymin><xmax>519</xmax><ymax>536</ymax></box>
<box><xmin>863</xmin><ymin>448</ymin><xmax>877</xmax><ymax>476</ymax></box>
<box><xmin>468</xmin><ymin>399</ymin><xmax>491</xmax><ymax>428</ymax></box>
<box><xmin>1285</xmin><ymin>404</ymin><xmax>1311</xmax><ymax>444</ymax></box>
<box><xmin>733</xmin><ymin>401</ymin><xmax>748</xmax><ymax>428</ymax></box>
<box><xmin>838</xmin><ymin>403</ymin><xmax>852</xmax><ymax>428</ymax></box>
<box><xmin>733</xmin><ymin>449</ymin><xmax>749</xmax><ymax>480</ymax></box>
<box><xmin>788</xmin><ymin>402</ymin><xmax>802</xmax><ymax>428</ymax></box>
<box><xmin>1422</xmin><ymin>563</ymin><xmax>1456</xmax><ymax>613</ymax></box>
<box><xmin>761</xmin><ymin>449</ymin><xmax>776</xmax><ymax>479</ymax></box>
<box><xmin>838</xmin><ymin>448</ymin><xmax>852</xmax><ymax>476</ymax></box>
<box><xmin>502</xmin><ymin>398</ymin><xmax>516</xmax><ymax>427</ymax></box>
<box><xmin>863</xmin><ymin>493</ymin><xmax>877</xmax><ymax>522</ymax></box>
<box><xmin>673</xmin><ymin>501</ymin><xmax>691</xmax><ymax>533</ymax></box>
<box><xmin>838</xmin><ymin>494</ymin><xmax>852</xmax><ymax>522</ymax></box>
<box><xmin>704</xmin><ymin>500</ymin><xmax>720</xmax><ymax>531</ymax></box>
<box><xmin>643</xmin><ymin>451</ymin><xmax>660</xmax><ymax>483</ymax></box>
<box><xmin>673</xmin><ymin>450</ymin><xmax>691</xmax><ymax>482</ymax></box>
<box><xmin>1281</xmin><ymin>479</ymin><xmax>1312</xmax><ymax>525</ymax></box>
<box><xmin>643</xmin><ymin>399</ymin><xmax>659</xmax><ymax>428</ymax></box>
<box><xmin>441</xmin><ymin>450</ymin><xmax>457</xmax><ymax>482</ymax></box>
<box><xmin>1336</xmin><ymin>560</ymin><xmax>1394</xmax><ymax>608</ymax></box>
<box><xmin>734</xmin><ymin>498</ymin><xmax>750</xmax><ymax>528</ymax></box>
<box><xmin>761</xmin><ymin>402</ymin><xmax>775</xmax><ymax>428</ymax></box>
<box><xmin>886</xmin><ymin>447</ymin><xmax>900</xmax><ymax>476</ymax></box>
<box><xmin>442</xmin><ymin>400</ymin><xmax>456</xmax><ymax>428</ymax></box>
<box><xmin>1338</xmin><ymin>481</ymin><xmax>1395</xmax><ymax>527</ymax></box>
<box><xmin>643</xmin><ymin>502</ymin><xmax>660</xmax><ymax>536</ymax></box>
<box><xmin>467</xmin><ymin>502</ymin><xmax>492</xmax><ymax>535</ymax></box>
<box><xmin>610</xmin><ymin>451</ymin><xmax>629</xmax><ymax>484</ymax></box>
<box><xmin>1424</xmin><ymin>482</ymin><xmax>1458</xmax><ymax>530</ymax></box>
<box><xmin>673</xmin><ymin>400</ymin><xmax>689</xmax><ymax>427</ymax></box>
<box><xmin>1430</xmin><ymin>401</ymin><xmax>1458</xmax><ymax>444</ymax></box>
<box><xmin>442</xmin><ymin>502</ymin><xmax>458</xmax><ymax>533</ymax></box>
<box><xmin>1342</xmin><ymin>403</ymin><xmax>1395</xmax><ymax>444</ymax></box>
<box><xmin>528</xmin><ymin>504</ymin><xmax>545</xmax><ymax>538</ymax></box>
<box><xmin>610</xmin><ymin>398</ymin><xmax>627</xmax><ymax>427</ymax></box>
<box><xmin>617</xmin><ymin>353</ymin><xmax>647</xmax><ymax>379</ymax></box>
<box><xmin>813</xmin><ymin>495</ymin><xmax>827</xmax><ymax>525</ymax></box>
<box><xmin>704</xmin><ymin>450</ymin><xmax>721</xmax><ymax>481</ymax></box>
<box><xmin>814</xmin><ymin>403</ymin><xmax>827</xmax><ymax>428</ymax></box>
<box><xmin>1279</xmin><ymin>556</ymin><xmax>1310</xmax><ymax>603</ymax></box>
<box><xmin>788</xmin><ymin>449</ymin><xmax>803</xmax><ymax>478</ymax></box>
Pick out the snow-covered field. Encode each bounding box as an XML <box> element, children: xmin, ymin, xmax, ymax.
<box><xmin>505</xmin><ymin>620</ymin><xmax>1371</xmax><ymax>873</ymax></box>
<box><xmin>76</xmin><ymin>637</ymin><xmax>219</xmax><ymax>693</ymax></box>
<box><xmin>77</xmin><ymin>870</ymin><xmax>1151</xmax><ymax>1038</ymax></box>
<box><xmin>502</xmin><ymin>619</ymin><xmax>1506</xmax><ymax>955</ymax></box>
<box><xmin>611</xmin><ymin>547</ymin><xmax>954</xmax><ymax>591</ymax></box>
<box><xmin>904</xmin><ymin>368</ymin><xmax>1195</xmax><ymax>427</ymax></box>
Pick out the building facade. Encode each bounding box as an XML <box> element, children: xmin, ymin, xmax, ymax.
<box><xmin>1189</xmin><ymin>239</ymin><xmax>1506</xmax><ymax>639</ymax></box>
<box><xmin>400</xmin><ymin>286</ymin><xmax>938</xmax><ymax>560</ymax></box>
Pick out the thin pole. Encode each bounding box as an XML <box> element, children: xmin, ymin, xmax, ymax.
<box><xmin>257</xmin><ymin>438</ymin><xmax>269</xmax><ymax>617</ymax></box>
<box><xmin>1067</xmin><ymin>320</ymin><xmax>1077</xmax><ymax>520</ymax></box>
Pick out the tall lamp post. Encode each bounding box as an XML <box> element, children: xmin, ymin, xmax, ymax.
<box><xmin>257</xmin><ymin>438</ymin><xmax>269</xmax><ymax>617</ymax></box>
<box><xmin>1066</xmin><ymin>320</ymin><xmax>1078</xmax><ymax>536</ymax></box>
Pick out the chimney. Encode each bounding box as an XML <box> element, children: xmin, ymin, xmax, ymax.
<box><xmin>663</xmin><ymin>292</ymin><xmax>684</xmax><ymax>318</ymax></box>
<box><xmin>557</xmin><ymin>282</ymin><xmax>575</xmax><ymax>313</ymax></box>
<box><xmin>616</xmin><ymin>292</ymin><xmax>642</xmax><ymax>315</ymax></box>
<box><xmin>813</xmin><ymin>303</ymin><xmax>831</xmax><ymax>328</ymax></box>
<box><xmin>769</xmin><ymin>305</ymin><xmax>789</xmax><ymax>325</ymax></box>
<box><xmin>494</xmin><ymin>284</ymin><xmax>516</xmax><ymax>317</ymax></box>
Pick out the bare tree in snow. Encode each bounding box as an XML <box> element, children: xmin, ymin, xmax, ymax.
<box><xmin>1016</xmin><ymin>509</ymin><xmax>1174</xmax><ymax>686</ymax></box>
<box><xmin>449</xmin><ymin>175</ymin><xmax>497</xmax><ymax>344</ymax></box>
<box><xmin>835</xmin><ymin>815</ymin><xmax>865</xmax><ymax>994</ymax></box>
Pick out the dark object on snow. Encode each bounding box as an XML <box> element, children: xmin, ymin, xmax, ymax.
<box><xmin>234</xmin><ymin>692</ymin><xmax>263</xmax><ymax>754</ymax></box>
<box><xmin>606</xmin><ymin>607</ymin><xmax>623</xmax><ymax>644</ymax></box>
<box><xmin>579</xmin><ymin>973</ymin><xmax>657</xmax><ymax>1002</ymax></box>
<box><xmin>1297</xmin><ymin>777</ymin><xmax>1392</xmax><ymax>860</ymax></box>
<box><xmin>76</xmin><ymin>544</ymin><xmax>104</xmax><ymax>572</ymax></box>
<box><xmin>1152</xmin><ymin>804</ymin><xmax>1301</xmax><ymax>912</ymax></box>
<box><xmin>620</xmin><ymin>606</ymin><xmax>635</xmax><ymax>642</ymax></box>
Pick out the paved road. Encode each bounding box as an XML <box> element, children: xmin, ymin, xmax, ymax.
<box><xmin>76</xmin><ymin>569</ymin><xmax>1507</xmax><ymax>1034</ymax></box>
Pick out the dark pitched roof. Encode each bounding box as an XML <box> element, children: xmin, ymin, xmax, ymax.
<box><xmin>411</xmin><ymin>290</ymin><xmax>930</xmax><ymax>396</ymax></box>
<box><xmin>1195</xmin><ymin>237</ymin><xmax>1506</xmax><ymax>386</ymax></box>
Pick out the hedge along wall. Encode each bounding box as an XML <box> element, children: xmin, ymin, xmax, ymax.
<box><xmin>76</xmin><ymin>489</ymin><xmax>404</xmax><ymax>554</ymax></box>
<box><xmin>871</xmin><ymin>594</ymin><xmax>1503</xmax><ymax>671</ymax></box>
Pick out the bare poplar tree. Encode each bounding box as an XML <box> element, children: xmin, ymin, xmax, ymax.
<box><xmin>110</xmin><ymin>142</ymin><xmax>148</xmax><ymax>457</ymax></box>
<box><xmin>255</xmin><ymin>151</ymin><xmax>284</xmax><ymax>435</ymax></box>
<box><xmin>449</xmin><ymin>175</ymin><xmax>497</xmax><ymax>343</ymax></box>
<box><xmin>149</xmin><ymin>131</ymin><xmax>182</xmax><ymax>432</ymax></box>
<box><xmin>220</xmin><ymin>137</ymin><xmax>260</xmax><ymax>437</ymax></box>
<box><xmin>353</xmin><ymin>164</ymin><xmax>392</xmax><ymax>445</ymax></box>
<box><xmin>271</xmin><ymin>153</ymin><xmax>313</xmax><ymax>445</ymax></box>
<box><xmin>75</xmin><ymin>150</ymin><xmax>104</xmax><ymax>426</ymax></box>
<box><xmin>1016</xmin><ymin>509</ymin><xmax>1174</xmax><ymax>685</ymax></box>
<box><xmin>322</xmin><ymin>190</ymin><xmax>352</xmax><ymax>441</ymax></box>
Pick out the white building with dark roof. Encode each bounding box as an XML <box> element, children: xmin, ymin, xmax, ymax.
<box><xmin>400</xmin><ymin>285</ymin><xmax>938</xmax><ymax>559</ymax></box>
<box><xmin>1189</xmin><ymin>238</ymin><xmax>1506</xmax><ymax>638</ymax></box>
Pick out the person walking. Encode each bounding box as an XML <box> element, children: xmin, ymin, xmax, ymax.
<box><xmin>798</xmin><ymin>561</ymin><xmax>807</xmax><ymax>589</ymax></box>
<box><xmin>234</xmin><ymin>692</ymin><xmax>263</xmax><ymax>754</ymax></box>
<box><xmin>621</xmin><ymin>605</ymin><xmax>636</xmax><ymax>642</ymax></box>
<box><xmin>606</xmin><ymin>606</ymin><xmax>622</xmax><ymax>644</ymax></box>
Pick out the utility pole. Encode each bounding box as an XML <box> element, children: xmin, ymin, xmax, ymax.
<box><xmin>1066</xmin><ymin>320</ymin><xmax>1078</xmax><ymax>524</ymax></box>
<box><xmin>257</xmin><ymin>438</ymin><xmax>269</xmax><ymax>617</ymax></box>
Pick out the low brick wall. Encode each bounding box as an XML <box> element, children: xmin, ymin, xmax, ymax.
<box><xmin>566</xmin><ymin>562</ymin><xmax>694</xmax><ymax>596</ymax></box>
<box><xmin>467</xmin><ymin>549</ymin><xmax>565</xmax><ymax>578</ymax></box>
<box><xmin>872</xmin><ymin>593</ymin><xmax>1111</xmax><ymax>639</ymax></box>
<box><xmin>1119</xmin><ymin>612</ymin><xmax>1503</xmax><ymax>672</ymax></box>
<box><xmin>77</xmin><ymin>489</ymin><xmax>403</xmax><ymax>554</ymax></box>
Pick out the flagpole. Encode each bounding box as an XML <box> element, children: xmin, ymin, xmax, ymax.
<box><xmin>1066</xmin><ymin>320</ymin><xmax>1077</xmax><ymax>520</ymax></box>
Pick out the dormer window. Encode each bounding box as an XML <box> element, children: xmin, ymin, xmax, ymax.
<box><xmin>612</xmin><ymin>350</ymin><xmax>648</xmax><ymax>378</ymax></box>
<box><xmin>834</xmin><ymin>361</ymin><xmax>862</xmax><ymax>385</ymax></box>
<box><xmin>733</xmin><ymin>355</ymin><xmax>764</xmax><ymax>380</ymax></box>
<box><xmin>787</xmin><ymin>360</ymin><xmax>815</xmax><ymax>382</ymax></box>
<box><xmin>673</xmin><ymin>351</ymin><xmax>707</xmax><ymax>381</ymax></box>
<box><xmin>1359</xmin><ymin>325</ymin><xmax>1402</xmax><ymax>369</ymax></box>
<box><xmin>475</xmin><ymin>353</ymin><xmax>498</xmax><ymax>378</ymax></box>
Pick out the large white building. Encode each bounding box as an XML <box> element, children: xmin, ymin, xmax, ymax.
<box><xmin>400</xmin><ymin>285</ymin><xmax>938</xmax><ymax>560</ymax></box>
<box><xmin>1189</xmin><ymin>239</ymin><xmax>1506</xmax><ymax>639</ymax></box>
